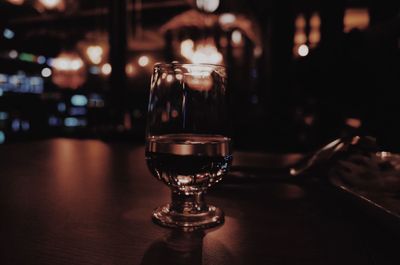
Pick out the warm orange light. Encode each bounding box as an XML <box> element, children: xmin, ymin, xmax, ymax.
<box><xmin>39</xmin><ymin>0</ymin><xmax>61</xmax><ymax>9</ymax></box>
<box><xmin>7</xmin><ymin>0</ymin><xmax>24</xmax><ymax>5</ymax></box>
<box><xmin>344</xmin><ymin>8</ymin><xmax>370</xmax><ymax>33</ymax></box>
<box><xmin>346</xmin><ymin>118</ymin><xmax>362</xmax><ymax>128</ymax></box>
<box><xmin>125</xmin><ymin>64</ymin><xmax>136</xmax><ymax>77</ymax></box>
<box><xmin>86</xmin><ymin>45</ymin><xmax>103</xmax><ymax>65</ymax></box>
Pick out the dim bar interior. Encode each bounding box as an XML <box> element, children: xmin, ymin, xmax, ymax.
<box><xmin>0</xmin><ymin>0</ymin><xmax>400</xmax><ymax>264</ymax></box>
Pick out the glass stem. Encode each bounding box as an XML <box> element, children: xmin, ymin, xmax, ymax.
<box><xmin>170</xmin><ymin>191</ymin><xmax>208</xmax><ymax>215</ymax></box>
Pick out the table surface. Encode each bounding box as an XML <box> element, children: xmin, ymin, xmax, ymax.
<box><xmin>0</xmin><ymin>138</ymin><xmax>399</xmax><ymax>265</ymax></box>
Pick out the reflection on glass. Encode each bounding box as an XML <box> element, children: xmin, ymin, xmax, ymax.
<box><xmin>145</xmin><ymin>63</ymin><xmax>232</xmax><ymax>230</ymax></box>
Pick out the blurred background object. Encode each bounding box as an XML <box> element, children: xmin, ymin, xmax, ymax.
<box><xmin>0</xmin><ymin>0</ymin><xmax>399</xmax><ymax>152</ymax></box>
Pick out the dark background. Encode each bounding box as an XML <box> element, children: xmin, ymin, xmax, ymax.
<box><xmin>0</xmin><ymin>0</ymin><xmax>399</xmax><ymax>152</ymax></box>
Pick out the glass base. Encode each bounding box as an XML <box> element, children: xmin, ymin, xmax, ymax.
<box><xmin>152</xmin><ymin>204</ymin><xmax>224</xmax><ymax>230</ymax></box>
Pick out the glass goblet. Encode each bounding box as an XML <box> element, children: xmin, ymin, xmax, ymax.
<box><xmin>145</xmin><ymin>63</ymin><xmax>232</xmax><ymax>229</ymax></box>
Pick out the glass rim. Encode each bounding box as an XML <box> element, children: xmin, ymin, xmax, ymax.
<box><xmin>153</xmin><ymin>62</ymin><xmax>226</xmax><ymax>70</ymax></box>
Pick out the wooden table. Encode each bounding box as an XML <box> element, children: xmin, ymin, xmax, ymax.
<box><xmin>0</xmin><ymin>138</ymin><xmax>399</xmax><ymax>265</ymax></box>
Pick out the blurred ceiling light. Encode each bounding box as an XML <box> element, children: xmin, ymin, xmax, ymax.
<box><xmin>180</xmin><ymin>39</ymin><xmax>194</xmax><ymax>59</ymax></box>
<box><xmin>231</xmin><ymin>30</ymin><xmax>243</xmax><ymax>45</ymax></box>
<box><xmin>101</xmin><ymin>63</ymin><xmax>112</xmax><ymax>75</ymax></box>
<box><xmin>294</xmin><ymin>30</ymin><xmax>307</xmax><ymax>45</ymax></box>
<box><xmin>86</xmin><ymin>45</ymin><xmax>103</xmax><ymax>65</ymax></box>
<box><xmin>309</xmin><ymin>29</ymin><xmax>320</xmax><ymax>47</ymax></box>
<box><xmin>7</xmin><ymin>0</ymin><xmax>24</xmax><ymax>5</ymax></box>
<box><xmin>8</xmin><ymin>50</ymin><xmax>18</xmax><ymax>59</ymax></box>
<box><xmin>298</xmin><ymin>44</ymin><xmax>309</xmax><ymax>57</ymax></box>
<box><xmin>51</xmin><ymin>52</ymin><xmax>86</xmax><ymax>89</ymax></box>
<box><xmin>126</xmin><ymin>64</ymin><xmax>136</xmax><ymax>77</ymax></box>
<box><xmin>346</xmin><ymin>118</ymin><xmax>362</xmax><ymax>128</ymax></box>
<box><xmin>219</xmin><ymin>13</ymin><xmax>236</xmax><ymax>25</ymax></box>
<box><xmin>138</xmin><ymin>55</ymin><xmax>150</xmax><ymax>67</ymax></box>
<box><xmin>196</xmin><ymin>0</ymin><xmax>219</xmax><ymax>13</ymax></box>
<box><xmin>295</xmin><ymin>14</ymin><xmax>306</xmax><ymax>29</ymax></box>
<box><xmin>181</xmin><ymin>40</ymin><xmax>223</xmax><ymax>65</ymax></box>
<box><xmin>344</xmin><ymin>8</ymin><xmax>370</xmax><ymax>33</ymax></box>
<box><xmin>52</xmin><ymin>55</ymin><xmax>83</xmax><ymax>71</ymax></box>
<box><xmin>3</xmin><ymin>28</ymin><xmax>15</xmax><ymax>39</ymax></box>
<box><xmin>192</xmin><ymin>45</ymin><xmax>222</xmax><ymax>64</ymax></box>
<box><xmin>310</xmin><ymin>13</ymin><xmax>321</xmax><ymax>28</ymax></box>
<box><xmin>39</xmin><ymin>0</ymin><xmax>61</xmax><ymax>9</ymax></box>
<box><xmin>41</xmin><ymin>67</ymin><xmax>52</xmax><ymax>78</ymax></box>
<box><xmin>166</xmin><ymin>74</ymin><xmax>174</xmax><ymax>83</ymax></box>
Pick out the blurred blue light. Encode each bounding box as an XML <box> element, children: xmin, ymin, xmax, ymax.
<box><xmin>57</xmin><ymin>102</ymin><xmax>66</xmax><ymax>112</ymax></box>
<box><xmin>21</xmin><ymin>121</ymin><xmax>30</xmax><ymax>131</ymax></box>
<box><xmin>0</xmin><ymin>112</ymin><xmax>8</xmax><ymax>120</ymax></box>
<box><xmin>71</xmin><ymin>95</ymin><xmax>88</xmax><ymax>106</ymax></box>
<box><xmin>69</xmin><ymin>107</ymin><xmax>87</xmax><ymax>116</ymax></box>
<box><xmin>0</xmin><ymin>131</ymin><xmax>5</xmax><ymax>144</ymax></box>
<box><xmin>89</xmin><ymin>66</ymin><xmax>100</xmax><ymax>75</ymax></box>
<box><xmin>0</xmin><ymin>88</ymin><xmax>3</xmax><ymax>97</ymax></box>
<box><xmin>48</xmin><ymin>116</ymin><xmax>61</xmax><ymax>126</ymax></box>
<box><xmin>37</xmin><ymin>56</ymin><xmax>46</xmax><ymax>64</ymax></box>
<box><xmin>11</xmin><ymin>119</ymin><xmax>20</xmax><ymax>132</ymax></box>
<box><xmin>64</xmin><ymin>117</ymin><xmax>79</xmax><ymax>127</ymax></box>
<box><xmin>3</xmin><ymin>28</ymin><xmax>15</xmax><ymax>39</ymax></box>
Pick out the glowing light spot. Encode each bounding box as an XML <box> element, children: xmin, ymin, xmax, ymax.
<box><xmin>57</xmin><ymin>102</ymin><xmax>66</xmax><ymax>112</ymax></box>
<box><xmin>19</xmin><ymin>53</ymin><xmax>35</xmax><ymax>62</ymax></box>
<box><xmin>310</xmin><ymin>13</ymin><xmax>321</xmax><ymax>28</ymax></box>
<box><xmin>0</xmin><ymin>131</ymin><xmax>5</xmax><ymax>144</ymax></box>
<box><xmin>21</xmin><ymin>121</ymin><xmax>30</xmax><ymax>131</ymax></box>
<box><xmin>171</xmin><ymin>110</ymin><xmax>179</xmax><ymax>118</ymax></box>
<box><xmin>89</xmin><ymin>66</ymin><xmax>100</xmax><ymax>75</ymax></box>
<box><xmin>166</xmin><ymin>74</ymin><xmax>174</xmax><ymax>83</ymax></box>
<box><xmin>71</xmin><ymin>95</ymin><xmax>88</xmax><ymax>106</ymax></box>
<box><xmin>9</xmin><ymin>50</ymin><xmax>18</xmax><ymax>59</ymax></box>
<box><xmin>64</xmin><ymin>117</ymin><xmax>78</xmax><ymax>127</ymax></box>
<box><xmin>3</xmin><ymin>28</ymin><xmax>15</xmax><ymax>39</ymax></box>
<box><xmin>11</xmin><ymin>119</ymin><xmax>20</xmax><ymax>132</ymax></box>
<box><xmin>344</xmin><ymin>8</ymin><xmax>370</xmax><ymax>33</ymax></box>
<box><xmin>196</xmin><ymin>0</ymin><xmax>219</xmax><ymax>13</ymax></box>
<box><xmin>192</xmin><ymin>45</ymin><xmax>223</xmax><ymax>64</ymax></box>
<box><xmin>304</xmin><ymin>115</ymin><xmax>314</xmax><ymax>125</ymax></box>
<box><xmin>0</xmin><ymin>112</ymin><xmax>8</xmax><ymax>120</ymax></box>
<box><xmin>126</xmin><ymin>64</ymin><xmax>136</xmax><ymax>76</ymax></box>
<box><xmin>231</xmin><ymin>30</ymin><xmax>243</xmax><ymax>45</ymax></box>
<box><xmin>180</xmin><ymin>39</ymin><xmax>194</xmax><ymax>59</ymax></box>
<box><xmin>41</xmin><ymin>67</ymin><xmax>52</xmax><ymax>78</ymax></box>
<box><xmin>219</xmin><ymin>13</ymin><xmax>236</xmax><ymax>25</ymax></box>
<box><xmin>86</xmin><ymin>45</ymin><xmax>103</xmax><ymax>65</ymax></box>
<box><xmin>175</xmin><ymin>73</ymin><xmax>183</xmax><ymax>81</ymax></box>
<box><xmin>52</xmin><ymin>54</ymin><xmax>84</xmax><ymax>71</ymax></box>
<box><xmin>37</xmin><ymin>55</ymin><xmax>46</xmax><ymax>64</ymax></box>
<box><xmin>7</xmin><ymin>0</ymin><xmax>24</xmax><ymax>5</ymax></box>
<box><xmin>346</xmin><ymin>118</ymin><xmax>362</xmax><ymax>128</ymax></box>
<box><xmin>298</xmin><ymin>44</ymin><xmax>309</xmax><ymax>57</ymax></box>
<box><xmin>138</xmin><ymin>55</ymin><xmax>150</xmax><ymax>67</ymax></box>
<box><xmin>294</xmin><ymin>30</ymin><xmax>307</xmax><ymax>45</ymax></box>
<box><xmin>101</xmin><ymin>63</ymin><xmax>112</xmax><ymax>75</ymax></box>
<box><xmin>39</xmin><ymin>0</ymin><xmax>61</xmax><ymax>9</ymax></box>
<box><xmin>295</xmin><ymin>14</ymin><xmax>306</xmax><ymax>29</ymax></box>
